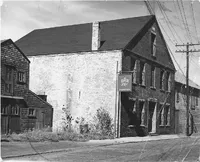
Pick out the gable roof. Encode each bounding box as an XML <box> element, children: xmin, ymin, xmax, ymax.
<box><xmin>1</xmin><ymin>39</ymin><xmax>30</xmax><ymax>63</ymax></box>
<box><xmin>15</xmin><ymin>15</ymin><xmax>154</xmax><ymax>56</ymax></box>
<box><xmin>175</xmin><ymin>71</ymin><xmax>200</xmax><ymax>90</ymax></box>
<box><xmin>25</xmin><ymin>90</ymin><xmax>52</xmax><ymax>108</ymax></box>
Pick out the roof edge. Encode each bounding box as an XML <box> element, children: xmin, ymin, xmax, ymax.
<box><xmin>1</xmin><ymin>39</ymin><xmax>30</xmax><ymax>63</ymax></box>
<box><xmin>28</xmin><ymin>90</ymin><xmax>53</xmax><ymax>108</ymax></box>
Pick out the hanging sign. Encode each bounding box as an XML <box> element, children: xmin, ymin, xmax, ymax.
<box><xmin>118</xmin><ymin>74</ymin><xmax>132</xmax><ymax>92</ymax></box>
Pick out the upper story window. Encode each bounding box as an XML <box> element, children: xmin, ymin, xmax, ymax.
<box><xmin>18</xmin><ymin>71</ymin><xmax>26</xmax><ymax>84</ymax></box>
<box><xmin>151</xmin><ymin>27</ymin><xmax>156</xmax><ymax>57</ymax></box>
<box><xmin>139</xmin><ymin>62</ymin><xmax>146</xmax><ymax>86</ymax></box>
<box><xmin>131</xmin><ymin>59</ymin><xmax>137</xmax><ymax>84</ymax></box>
<box><xmin>5</xmin><ymin>66</ymin><xmax>14</xmax><ymax>94</ymax></box>
<box><xmin>166</xmin><ymin>72</ymin><xmax>171</xmax><ymax>92</ymax></box>
<box><xmin>160</xmin><ymin>69</ymin><xmax>165</xmax><ymax>90</ymax></box>
<box><xmin>150</xmin><ymin>66</ymin><xmax>156</xmax><ymax>88</ymax></box>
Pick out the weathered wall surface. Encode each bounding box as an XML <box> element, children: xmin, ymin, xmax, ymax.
<box><xmin>1</xmin><ymin>40</ymin><xmax>30</xmax><ymax>96</ymax></box>
<box><xmin>175</xmin><ymin>83</ymin><xmax>200</xmax><ymax>134</ymax></box>
<box><xmin>28</xmin><ymin>50</ymin><xmax>122</xmax><ymax>131</ymax></box>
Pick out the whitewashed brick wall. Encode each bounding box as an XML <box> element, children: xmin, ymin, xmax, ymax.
<box><xmin>28</xmin><ymin>50</ymin><xmax>122</xmax><ymax>131</ymax></box>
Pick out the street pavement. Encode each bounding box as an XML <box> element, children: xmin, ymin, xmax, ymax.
<box><xmin>1</xmin><ymin>134</ymin><xmax>200</xmax><ymax>162</ymax></box>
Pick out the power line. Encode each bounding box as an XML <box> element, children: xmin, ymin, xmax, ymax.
<box><xmin>145</xmin><ymin>0</ymin><xmax>186</xmax><ymax>77</ymax></box>
<box><xmin>179</xmin><ymin>0</ymin><xmax>193</xmax><ymax>42</ymax></box>
<box><xmin>173</xmin><ymin>0</ymin><xmax>187</xmax><ymax>41</ymax></box>
<box><xmin>157</xmin><ymin>1</ymin><xmax>183</xmax><ymax>44</ymax></box>
<box><xmin>190</xmin><ymin>1</ymin><xmax>200</xmax><ymax>43</ymax></box>
<box><xmin>176</xmin><ymin>0</ymin><xmax>192</xmax><ymax>42</ymax></box>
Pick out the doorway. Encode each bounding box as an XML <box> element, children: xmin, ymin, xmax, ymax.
<box><xmin>148</xmin><ymin>101</ymin><xmax>157</xmax><ymax>133</ymax></box>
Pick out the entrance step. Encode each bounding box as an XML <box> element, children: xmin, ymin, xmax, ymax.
<box><xmin>149</xmin><ymin>132</ymin><xmax>159</xmax><ymax>136</ymax></box>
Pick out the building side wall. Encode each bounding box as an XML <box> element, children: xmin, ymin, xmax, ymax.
<box><xmin>121</xmin><ymin>21</ymin><xmax>176</xmax><ymax>136</ymax></box>
<box><xmin>175</xmin><ymin>83</ymin><xmax>200</xmax><ymax>134</ymax></box>
<box><xmin>28</xmin><ymin>50</ymin><xmax>122</xmax><ymax>131</ymax></box>
<box><xmin>1</xmin><ymin>41</ymin><xmax>30</xmax><ymax>97</ymax></box>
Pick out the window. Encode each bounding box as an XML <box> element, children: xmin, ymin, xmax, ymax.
<box><xmin>159</xmin><ymin>104</ymin><xmax>165</xmax><ymax>126</ymax></box>
<box><xmin>166</xmin><ymin>72</ymin><xmax>171</xmax><ymax>92</ymax></box>
<box><xmin>150</xmin><ymin>66</ymin><xmax>156</xmax><ymax>88</ymax></box>
<box><xmin>196</xmin><ymin>97</ymin><xmax>198</xmax><ymax>106</ymax></box>
<box><xmin>140</xmin><ymin>63</ymin><xmax>146</xmax><ymax>86</ymax></box>
<box><xmin>160</xmin><ymin>70</ymin><xmax>165</xmax><ymax>90</ymax></box>
<box><xmin>11</xmin><ymin>105</ymin><xmax>20</xmax><ymax>115</ymax></box>
<box><xmin>28</xmin><ymin>109</ymin><xmax>36</xmax><ymax>117</ymax></box>
<box><xmin>165</xmin><ymin>106</ymin><xmax>170</xmax><ymax>126</ymax></box>
<box><xmin>5</xmin><ymin>66</ymin><xmax>13</xmax><ymax>94</ymax></box>
<box><xmin>1</xmin><ymin>106</ymin><xmax>7</xmax><ymax>115</ymax></box>
<box><xmin>176</xmin><ymin>92</ymin><xmax>180</xmax><ymax>103</ymax></box>
<box><xmin>18</xmin><ymin>72</ymin><xmax>26</xmax><ymax>83</ymax></box>
<box><xmin>151</xmin><ymin>28</ymin><xmax>156</xmax><ymax>57</ymax></box>
<box><xmin>131</xmin><ymin>59</ymin><xmax>137</xmax><ymax>84</ymax></box>
<box><xmin>191</xmin><ymin>96</ymin><xmax>196</xmax><ymax>110</ymax></box>
<box><xmin>139</xmin><ymin>101</ymin><xmax>145</xmax><ymax>126</ymax></box>
<box><xmin>132</xmin><ymin>101</ymin><xmax>136</xmax><ymax>113</ymax></box>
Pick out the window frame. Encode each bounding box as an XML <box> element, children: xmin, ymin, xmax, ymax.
<box><xmin>166</xmin><ymin>72</ymin><xmax>171</xmax><ymax>92</ymax></box>
<box><xmin>151</xmin><ymin>28</ymin><xmax>157</xmax><ymax>57</ymax></box>
<box><xmin>132</xmin><ymin>60</ymin><xmax>137</xmax><ymax>84</ymax></box>
<box><xmin>28</xmin><ymin>108</ymin><xmax>36</xmax><ymax>117</ymax></box>
<box><xmin>17</xmin><ymin>71</ymin><xmax>26</xmax><ymax>84</ymax></box>
<box><xmin>150</xmin><ymin>66</ymin><xmax>156</xmax><ymax>89</ymax></box>
<box><xmin>139</xmin><ymin>62</ymin><xmax>146</xmax><ymax>86</ymax></box>
<box><xmin>160</xmin><ymin>69</ymin><xmax>165</xmax><ymax>91</ymax></box>
<box><xmin>139</xmin><ymin>101</ymin><xmax>145</xmax><ymax>126</ymax></box>
<box><xmin>159</xmin><ymin>104</ymin><xmax>165</xmax><ymax>126</ymax></box>
<box><xmin>5</xmin><ymin>65</ymin><xmax>14</xmax><ymax>94</ymax></box>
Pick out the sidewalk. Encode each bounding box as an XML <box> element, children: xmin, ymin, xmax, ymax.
<box><xmin>1</xmin><ymin>134</ymin><xmax>187</xmax><ymax>159</ymax></box>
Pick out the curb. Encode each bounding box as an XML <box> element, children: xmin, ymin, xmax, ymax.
<box><xmin>2</xmin><ymin>135</ymin><xmax>188</xmax><ymax>159</ymax></box>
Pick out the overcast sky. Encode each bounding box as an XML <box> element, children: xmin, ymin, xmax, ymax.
<box><xmin>1</xmin><ymin>0</ymin><xmax>200</xmax><ymax>85</ymax></box>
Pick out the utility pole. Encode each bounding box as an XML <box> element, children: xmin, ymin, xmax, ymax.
<box><xmin>176</xmin><ymin>43</ymin><xmax>200</xmax><ymax>136</ymax></box>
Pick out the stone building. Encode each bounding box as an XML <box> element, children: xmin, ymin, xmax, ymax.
<box><xmin>16</xmin><ymin>15</ymin><xmax>176</xmax><ymax>136</ymax></box>
<box><xmin>175</xmin><ymin>71</ymin><xmax>200</xmax><ymax>134</ymax></box>
<box><xmin>1</xmin><ymin>39</ymin><xmax>53</xmax><ymax>134</ymax></box>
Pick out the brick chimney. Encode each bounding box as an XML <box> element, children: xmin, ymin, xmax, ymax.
<box><xmin>92</xmin><ymin>21</ymin><xmax>101</xmax><ymax>51</ymax></box>
<box><xmin>38</xmin><ymin>95</ymin><xmax>47</xmax><ymax>102</ymax></box>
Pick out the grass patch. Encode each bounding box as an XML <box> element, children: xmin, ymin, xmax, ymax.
<box><xmin>2</xmin><ymin>128</ymin><xmax>114</xmax><ymax>143</ymax></box>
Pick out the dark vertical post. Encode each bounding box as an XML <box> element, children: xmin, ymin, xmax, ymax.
<box><xmin>186</xmin><ymin>43</ymin><xmax>189</xmax><ymax>136</ymax></box>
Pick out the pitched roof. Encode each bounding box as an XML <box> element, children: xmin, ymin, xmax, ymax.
<box><xmin>1</xmin><ymin>39</ymin><xmax>30</xmax><ymax>63</ymax></box>
<box><xmin>25</xmin><ymin>90</ymin><xmax>52</xmax><ymax>108</ymax></box>
<box><xmin>175</xmin><ymin>71</ymin><xmax>200</xmax><ymax>90</ymax></box>
<box><xmin>15</xmin><ymin>15</ymin><xmax>154</xmax><ymax>56</ymax></box>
